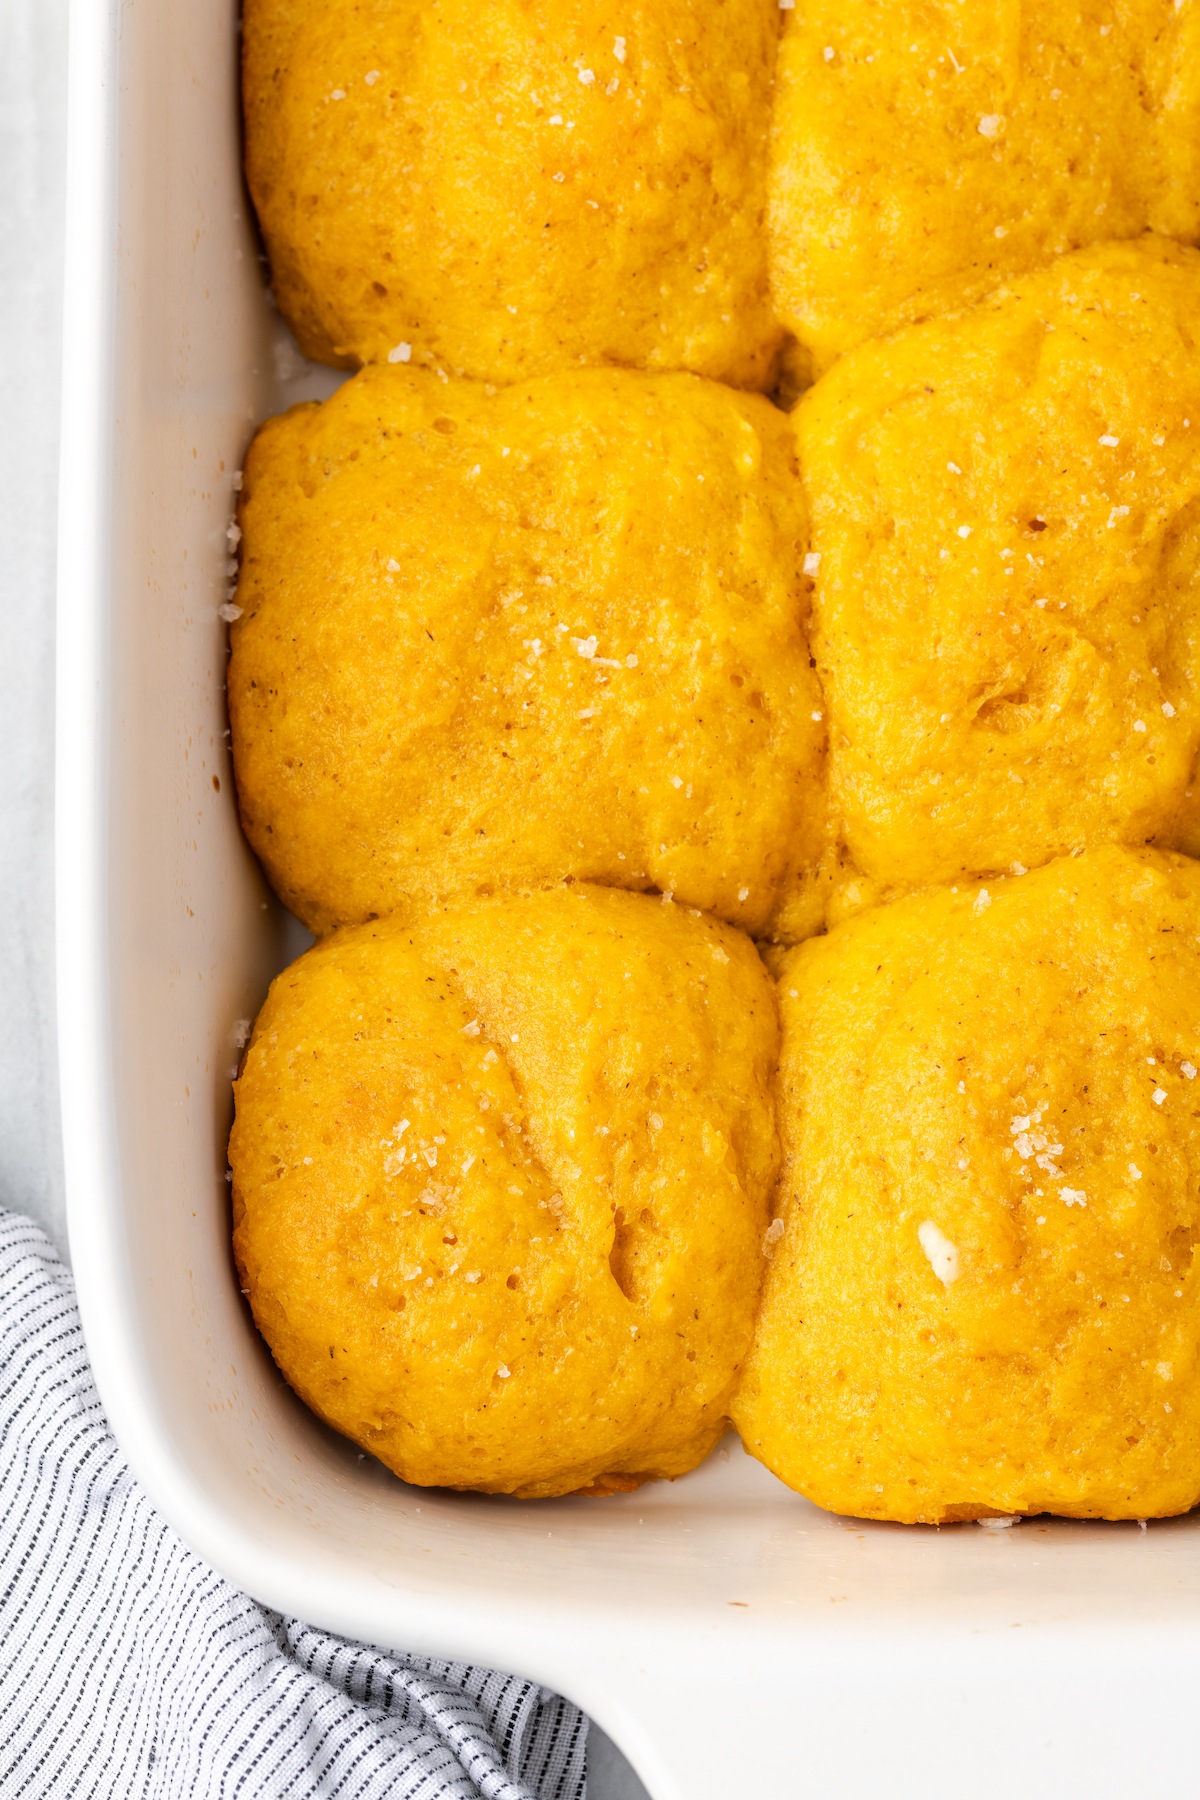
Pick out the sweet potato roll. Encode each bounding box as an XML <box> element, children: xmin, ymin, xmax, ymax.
<box><xmin>798</xmin><ymin>240</ymin><xmax>1200</xmax><ymax>900</ymax></box>
<box><xmin>735</xmin><ymin>847</ymin><xmax>1200</xmax><ymax>1524</ymax></box>
<box><xmin>231</xmin><ymin>885</ymin><xmax>780</xmax><ymax>1498</ymax></box>
<box><xmin>228</xmin><ymin>363</ymin><xmax>826</xmax><ymax>940</ymax></box>
<box><xmin>243</xmin><ymin>0</ymin><xmax>782</xmax><ymax>388</ymax></box>
<box><xmin>770</xmin><ymin>0</ymin><xmax>1200</xmax><ymax>374</ymax></box>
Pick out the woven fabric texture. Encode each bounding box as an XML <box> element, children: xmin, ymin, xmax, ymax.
<box><xmin>0</xmin><ymin>1208</ymin><xmax>588</xmax><ymax>1800</ymax></box>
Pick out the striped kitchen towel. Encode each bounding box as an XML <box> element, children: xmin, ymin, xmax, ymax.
<box><xmin>0</xmin><ymin>1207</ymin><xmax>589</xmax><ymax>1799</ymax></box>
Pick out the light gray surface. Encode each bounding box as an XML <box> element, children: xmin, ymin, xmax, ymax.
<box><xmin>0</xmin><ymin>5</ymin><xmax>646</xmax><ymax>1794</ymax></box>
<box><xmin>587</xmin><ymin>1724</ymin><xmax>650</xmax><ymax>1800</ymax></box>
<box><xmin>0</xmin><ymin>0</ymin><xmax>68</xmax><ymax>1253</ymax></box>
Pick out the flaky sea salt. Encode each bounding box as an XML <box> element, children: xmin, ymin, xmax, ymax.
<box><xmin>388</xmin><ymin>342</ymin><xmax>412</xmax><ymax>363</ymax></box>
<box><xmin>978</xmin><ymin>113</ymin><xmax>1003</xmax><ymax>138</ymax></box>
<box><xmin>918</xmin><ymin>1220</ymin><xmax>959</xmax><ymax>1285</ymax></box>
<box><xmin>803</xmin><ymin>551</ymin><xmax>821</xmax><ymax>575</ymax></box>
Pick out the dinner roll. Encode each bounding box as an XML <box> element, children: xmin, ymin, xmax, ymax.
<box><xmin>228</xmin><ymin>363</ymin><xmax>826</xmax><ymax>941</ymax></box>
<box><xmin>798</xmin><ymin>240</ymin><xmax>1200</xmax><ymax>903</ymax></box>
<box><xmin>734</xmin><ymin>847</ymin><xmax>1200</xmax><ymax>1523</ymax></box>
<box><xmin>242</xmin><ymin>0</ymin><xmax>782</xmax><ymax>388</ymax></box>
<box><xmin>230</xmin><ymin>885</ymin><xmax>780</xmax><ymax>1497</ymax></box>
<box><xmin>770</xmin><ymin>0</ymin><xmax>1200</xmax><ymax>374</ymax></box>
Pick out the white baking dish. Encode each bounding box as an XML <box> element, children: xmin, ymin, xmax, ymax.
<box><xmin>55</xmin><ymin>3</ymin><xmax>1200</xmax><ymax>1795</ymax></box>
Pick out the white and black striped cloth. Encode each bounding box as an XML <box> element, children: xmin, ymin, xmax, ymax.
<box><xmin>0</xmin><ymin>1208</ymin><xmax>589</xmax><ymax>1799</ymax></box>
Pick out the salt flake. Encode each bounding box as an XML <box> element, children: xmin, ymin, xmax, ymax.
<box><xmin>918</xmin><ymin>1220</ymin><xmax>960</xmax><ymax>1285</ymax></box>
<box><xmin>762</xmin><ymin>1218</ymin><xmax>785</xmax><ymax>1255</ymax></box>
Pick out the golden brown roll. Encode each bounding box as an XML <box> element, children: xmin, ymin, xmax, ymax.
<box><xmin>770</xmin><ymin>0</ymin><xmax>1200</xmax><ymax>374</ymax></box>
<box><xmin>798</xmin><ymin>239</ymin><xmax>1200</xmax><ymax>907</ymax></box>
<box><xmin>230</xmin><ymin>885</ymin><xmax>780</xmax><ymax>1498</ymax></box>
<box><xmin>734</xmin><ymin>847</ymin><xmax>1200</xmax><ymax>1523</ymax></box>
<box><xmin>243</xmin><ymin>0</ymin><xmax>782</xmax><ymax>388</ymax></box>
<box><xmin>228</xmin><ymin>363</ymin><xmax>827</xmax><ymax>941</ymax></box>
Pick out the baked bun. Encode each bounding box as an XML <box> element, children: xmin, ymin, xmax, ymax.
<box><xmin>770</xmin><ymin>1</ymin><xmax>1200</xmax><ymax>373</ymax></box>
<box><xmin>242</xmin><ymin>0</ymin><xmax>782</xmax><ymax>388</ymax></box>
<box><xmin>798</xmin><ymin>240</ymin><xmax>1200</xmax><ymax>903</ymax></box>
<box><xmin>734</xmin><ymin>847</ymin><xmax>1200</xmax><ymax>1523</ymax></box>
<box><xmin>230</xmin><ymin>885</ymin><xmax>780</xmax><ymax>1498</ymax></box>
<box><xmin>228</xmin><ymin>363</ymin><xmax>827</xmax><ymax>941</ymax></box>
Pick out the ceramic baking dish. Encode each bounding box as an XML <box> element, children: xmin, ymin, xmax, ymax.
<box><xmin>54</xmin><ymin>3</ymin><xmax>1200</xmax><ymax>1794</ymax></box>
